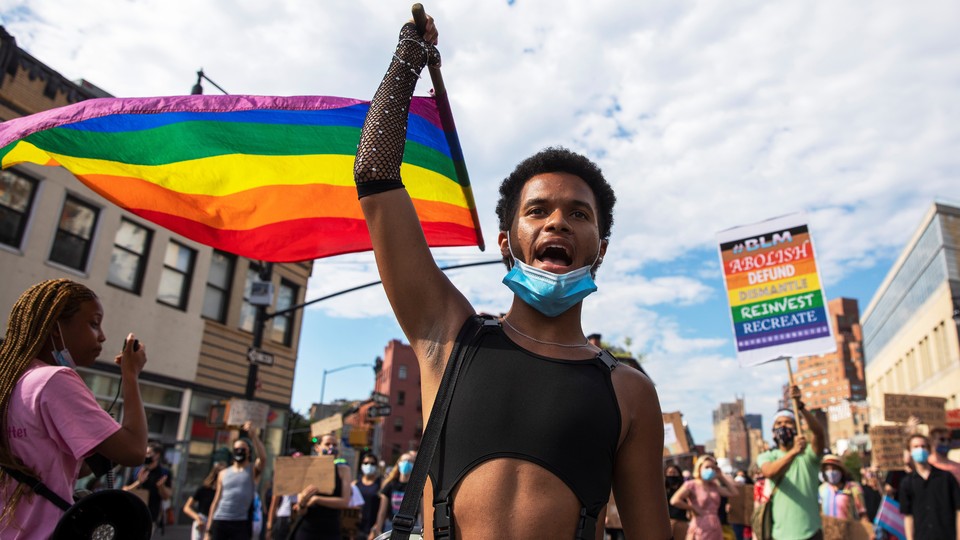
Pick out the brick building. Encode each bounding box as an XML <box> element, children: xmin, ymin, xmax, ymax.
<box><xmin>374</xmin><ymin>340</ymin><xmax>423</xmax><ymax>463</ymax></box>
<box><xmin>794</xmin><ymin>298</ymin><xmax>866</xmax><ymax>410</ymax></box>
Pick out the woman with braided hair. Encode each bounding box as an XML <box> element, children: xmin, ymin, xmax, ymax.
<box><xmin>0</xmin><ymin>279</ymin><xmax>149</xmax><ymax>538</ymax></box>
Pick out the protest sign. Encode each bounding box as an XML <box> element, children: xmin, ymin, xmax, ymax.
<box><xmin>311</xmin><ymin>414</ymin><xmax>344</xmax><ymax>439</ymax></box>
<box><xmin>726</xmin><ymin>484</ymin><xmax>754</xmax><ymax>525</ymax></box>
<box><xmin>947</xmin><ymin>408</ymin><xmax>960</xmax><ymax>429</ymax></box>
<box><xmin>273</xmin><ymin>456</ymin><xmax>337</xmax><ymax>495</ymax></box>
<box><xmin>822</xmin><ymin>515</ymin><xmax>872</xmax><ymax>540</ymax></box>
<box><xmin>662</xmin><ymin>412</ymin><xmax>689</xmax><ymax>456</ymax></box>
<box><xmin>717</xmin><ymin>213</ymin><xmax>835</xmax><ymax>366</ymax></box>
<box><xmin>884</xmin><ymin>393</ymin><xmax>947</xmax><ymax>426</ymax></box>
<box><xmin>225</xmin><ymin>398</ymin><xmax>270</xmax><ymax>430</ymax></box>
<box><xmin>870</xmin><ymin>425</ymin><xmax>906</xmax><ymax>469</ymax></box>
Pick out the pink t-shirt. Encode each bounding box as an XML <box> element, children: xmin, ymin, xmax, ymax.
<box><xmin>1</xmin><ymin>360</ymin><xmax>121</xmax><ymax>539</ymax></box>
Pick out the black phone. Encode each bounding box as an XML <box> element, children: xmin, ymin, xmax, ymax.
<box><xmin>122</xmin><ymin>338</ymin><xmax>140</xmax><ymax>353</ymax></box>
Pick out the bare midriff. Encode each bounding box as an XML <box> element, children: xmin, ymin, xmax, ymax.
<box><xmin>423</xmin><ymin>458</ymin><xmax>594</xmax><ymax>540</ymax></box>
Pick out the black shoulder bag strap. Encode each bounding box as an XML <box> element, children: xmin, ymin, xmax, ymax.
<box><xmin>1</xmin><ymin>464</ymin><xmax>72</xmax><ymax>511</ymax></box>
<box><xmin>390</xmin><ymin>314</ymin><xmax>497</xmax><ymax>540</ymax></box>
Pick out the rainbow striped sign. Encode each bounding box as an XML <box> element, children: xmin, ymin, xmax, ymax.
<box><xmin>717</xmin><ymin>213</ymin><xmax>835</xmax><ymax>366</ymax></box>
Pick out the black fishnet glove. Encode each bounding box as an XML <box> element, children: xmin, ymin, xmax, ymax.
<box><xmin>354</xmin><ymin>23</ymin><xmax>441</xmax><ymax>197</ymax></box>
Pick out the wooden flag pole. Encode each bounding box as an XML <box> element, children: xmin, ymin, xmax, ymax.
<box><xmin>412</xmin><ymin>4</ymin><xmax>446</xmax><ymax>98</ymax></box>
<box><xmin>409</xmin><ymin>3</ymin><xmax>486</xmax><ymax>251</ymax></box>
<box><xmin>784</xmin><ymin>357</ymin><xmax>802</xmax><ymax>422</ymax></box>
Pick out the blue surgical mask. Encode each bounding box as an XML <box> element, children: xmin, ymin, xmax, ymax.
<box><xmin>361</xmin><ymin>464</ymin><xmax>377</xmax><ymax>476</ymax></box>
<box><xmin>911</xmin><ymin>448</ymin><xmax>930</xmax><ymax>464</ymax></box>
<box><xmin>701</xmin><ymin>469</ymin><xmax>716</xmax><ymax>481</ymax></box>
<box><xmin>501</xmin><ymin>238</ymin><xmax>599</xmax><ymax>317</ymax></box>
<box><xmin>398</xmin><ymin>461</ymin><xmax>414</xmax><ymax>475</ymax></box>
<box><xmin>50</xmin><ymin>323</ymin><xmax>76</xmax><ymax>369</ymax></box>
<box><xmin>936</xmin><ymin>444</ymin><xmax>950</xmax><ymax>456</ymax></box>
<box><xmin>825</xmin><ymin>469</ymin><xmax>843</xmax><ymax>485</ymax></box>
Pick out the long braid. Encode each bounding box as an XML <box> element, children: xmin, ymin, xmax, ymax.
<box><xmin>0</xmin><ymin>279</ymin><xmax>97</xmax><ymax>528</ymax></box>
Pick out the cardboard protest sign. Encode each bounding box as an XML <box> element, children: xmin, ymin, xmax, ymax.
<box><xmin>884</xmin><ymin>393</ymin><xmax>947</xmax><ymax>426</ymax></box>
<box><xmin>311</xmin><ymin>414</ymin><xmax>344</xmax><ymax>439</ymax></box>
<box><xmin>717</xmin><ymin>213</ymin><xmax>836</xmax><ymax>366</ymax></box>
<box><xmin>821</xmin><ymin>515</ymin><xmax>872</xmax><ymax>540</ymax></box>
<box><xmin>726</xmin><ymin>484</ymin><xmax>754</xmax><ymax>525</ymax></box>
<box><xmin>662</xmin><ymin>412</ymin><xmax>689</xmax><ymax>456</ymax></box>
<box><xmin>225</xmin><ymin>398</ymin><xmax>270</xmax><ymax>430</ymax></box>
<box><xmin>870</xmin><ymin>425</ymin><xmax>906</xmax><ymax>469</ymax></box>
<box><xmin>273</xmin><ymin>456</ymin><xmax>336</xmax><ymax>495</ymax></box>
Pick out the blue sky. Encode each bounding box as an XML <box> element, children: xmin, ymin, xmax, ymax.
<box><xmin>2</xmin><ymin>0</ymin><xmax>958</xmax><ymax>444</ymax></box>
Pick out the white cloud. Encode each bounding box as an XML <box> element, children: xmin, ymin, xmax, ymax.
<box><xmin>5</xmin><ymin>0</ymin><xmax>959</xmax><ymax>443</ymax></box>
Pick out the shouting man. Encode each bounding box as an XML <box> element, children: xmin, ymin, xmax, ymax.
<box><xmin>352</xmin><ymin>10</ymin><xmax>669</xmax><ymax>540</ymax></box>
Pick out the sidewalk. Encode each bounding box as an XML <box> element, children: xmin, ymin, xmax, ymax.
<box><xmin>154</xmin><ymin>524</ymin><xmax>192</xmax><ymax>540</ymax></box>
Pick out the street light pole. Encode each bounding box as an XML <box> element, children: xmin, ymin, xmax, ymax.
<box><xmin>319</xmin><ymin>363</ymin><xmax>376</xmax><ymax>415</ymax></box>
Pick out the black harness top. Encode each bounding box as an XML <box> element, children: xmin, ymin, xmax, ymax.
<box><xmin>428</xmin><ymin>317</ymin><xmax>621</xmax><ymax>539</ymax></box>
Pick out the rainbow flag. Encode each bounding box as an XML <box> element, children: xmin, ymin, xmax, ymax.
<box><xmin>716</xmin><ymin>213</ymin><xmax>835</xmax><ymax>366</ymax></box>
<box><xmin>0</xmin><ymin>95</ymin><xmax>484</xmax><ymax>262</ymax></box>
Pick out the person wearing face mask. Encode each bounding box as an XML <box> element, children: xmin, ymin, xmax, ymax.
<box><xmin>374</xmin><ymin>452</ymin><xmax>418</xmax><ymax>536</ymax></box>
<box><xmin>756</xmin><ymin>387</ymin><xmax>826</xmax><ymax>540</ymax></box>
<box><xmin>352</xmin><ymin>12</ymin><xmax>669</xmax><ymax>539</ymax></box>
<box><xmin>928</xmin><ymin>426</ymin><xmax>960</xmax><ymax>484</ymax></box>
<box><xmin>290</xmin><ymin>433</ymin><xmax>353</xmax><ymax>540</ymax></box>
<box><xmin>205</xmin><ymin>422</ymin><xmax>267</xmax><ymax>540</ymax></box>
<box><xmin>123</xmin><ymin>441</ymin><xmax>172</xmax><ymax>529</ymax></box>
<box><xmin>0</xmin><ymin>279</ymin><xmax>149</xmax><ymax>538</ymax></box>
<box><xmin>898</xmin><ymin>434</ymin><xmax>960</xmax><ymax>540</ymax></box>
<box><xmin>350</xmin><ymin>453</ymin><xmax>382</xmax><ymax>540</ymax></box>
<box><xmin>664</xmin><ymin>464</ymin><xmax>691</xmax><ymax>539</ymax></box>
<box><xmin>669</xmin><ymin>456</ymin><xmax>738</xmax><ymax>540</ymax></box>
<box><xmin>817</xmin><ymin>455</ymin><xmax>868</xmax><ymax>524</ymax></box>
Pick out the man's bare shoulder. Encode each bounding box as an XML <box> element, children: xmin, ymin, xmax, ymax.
<box><xmin>610</xmin><ymin>364</ymin><xmax>662</xmax><ymax>440</ymax></box>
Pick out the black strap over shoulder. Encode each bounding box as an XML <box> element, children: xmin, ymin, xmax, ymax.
<box><xmin>1</xmin><ymin>465</ymin><xmax>72</xmax><ymax>511</ymax></box>
<box><xmin>390</xmin><ymin>314</ymin><xmax>498</xmax><ymax>540</ymax></box>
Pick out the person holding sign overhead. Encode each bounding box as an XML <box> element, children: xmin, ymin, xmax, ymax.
<box><xmin>756</xmin><ymin>386</ymin><xmax>825</xmax><ymax>540</ymax></box>
<box><xmin>205</xmin><ymin>421</ymin><xmax>266</xmax><ymax>540</ymax></box>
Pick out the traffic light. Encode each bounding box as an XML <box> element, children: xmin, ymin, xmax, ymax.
<box><xmin>311</xmin><ymin>436</ymin><xmax>319</xmax><ymax>444</ymax></box>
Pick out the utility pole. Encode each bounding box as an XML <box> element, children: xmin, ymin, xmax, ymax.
<box><xmin>245</xmin><ymin>262</ymin><xmax>273</xmax><ymax>399</ymax></box>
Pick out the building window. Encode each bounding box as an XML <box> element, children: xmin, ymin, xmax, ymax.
<box><xmin>397</xmin><ymin>391</ymin><xmax>406</xmax><ymax>406</ymax></box>
<box><xmin>107</xmin><ymin>218</ymin><xmax>152</xmax><ymax>293</ymax></box>
<box><xmin>240</xmin><ymin>264</ymin><xmax>264</xmax><ymax>333</ymax></box>
<box><xmin>270</xmin><ymin>279</ymin><xmax>297</xmax><ymax>345</ymax></box>
<box><xmin>394</xmin><ymin>417</ymin><xmax>404</xmax><ymax>433</ymax></box>
<box><xmin>202</xmin><ymin>250</ymin><xmax>235</xmax><ymax>322</ymax></box>
<box><xmin>0</xmin><ymin>169</ymin><xmax>38</xmax><ymax>249</ymax></box>
<box><xmin>49</xmin><ymin>195</ymin><xmax>99</xmax><ymax>271</ymax></box>
<box><xmin>157</xmin><ymin>240</ymin><xmax>195</xmax><ymax>309</ymax></box>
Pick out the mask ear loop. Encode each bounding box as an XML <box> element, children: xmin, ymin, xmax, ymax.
<box><xmin>50</xmin><ymin>321</ymin><xmax>68</xmax><ymax>356</ymax></box>
<box><xmin>505</xmin><ymin>235</ymin><xmax>519</xmax><ymax>270</ymax></box>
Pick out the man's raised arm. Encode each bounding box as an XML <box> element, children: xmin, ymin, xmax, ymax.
<box><xmin>354</xmin><ymin>16</ymin><xmax>472</xmax><ymax>360</ymax></box>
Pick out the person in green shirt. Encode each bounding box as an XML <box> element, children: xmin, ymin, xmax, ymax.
<box><xmin>756</xmin><ymin>386</ymin><xmax>826</xmax><ymax>540</ymax></box>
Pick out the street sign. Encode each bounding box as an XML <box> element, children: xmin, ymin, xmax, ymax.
<box><xmin>371</xmin><ymin>392</ymin><xmax>390</xmax><ymax>405</ymax></box>
<box><xmin>247</xmin><ymin>347</ymin><xmax>275</xmax><ymax>366</ymax></box>
<box><xmin>367</xmin><ymin>405</ymin><xmax>392</xmax><ymax>418</ymax></box>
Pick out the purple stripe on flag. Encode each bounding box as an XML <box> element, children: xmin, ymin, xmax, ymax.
<box><xmin>0</xmin><ymin>95</ymin><xmax>367</xmax><ymax>147</ymax></box>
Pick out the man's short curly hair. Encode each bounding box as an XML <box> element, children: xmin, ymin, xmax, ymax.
<box><xmin>495</xmin><ymin>147</ymin><xmax>616</xmax><ymax>244</ymax></box>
